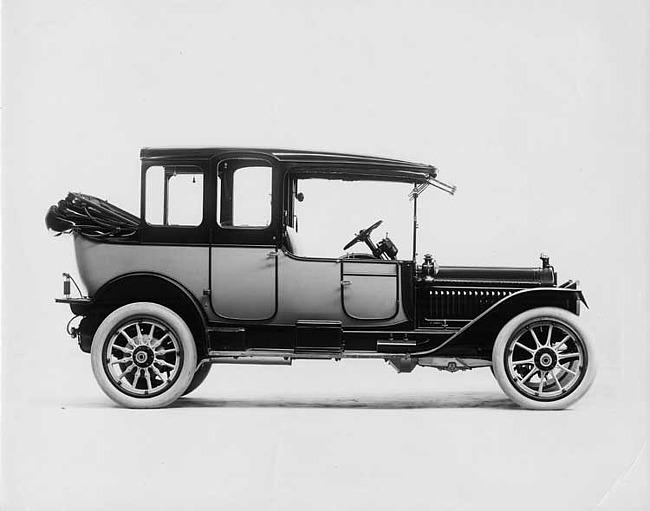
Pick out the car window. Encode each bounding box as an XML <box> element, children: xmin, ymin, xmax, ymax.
<box><xmin>294</xmin><ymin>178</ymin><xmax>412</xmax><ymax>258</ymax></box>
<box><xmin>218</xmin><ymin>165</ymin><xmax>272</xmax><ymax>228</ymax></box>
<box><xmin>145</xmin><ymin>165</ymin><xmax>203</xmax><ymax>226</ymax></box>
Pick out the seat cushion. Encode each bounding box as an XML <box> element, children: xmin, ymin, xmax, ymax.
<box><xmin>285</xmin><ymin>226</ymin><xmax>300</xmax><ymax>255</ymax></box>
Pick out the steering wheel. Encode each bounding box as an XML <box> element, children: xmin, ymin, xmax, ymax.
<box><xmin>343</xmin><ymin>220</ymin><xmax>383</xmax><ymax>251</ymax></box>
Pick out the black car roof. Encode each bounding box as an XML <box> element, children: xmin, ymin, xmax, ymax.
<box><xmin>140</xmin><ymin>147</ymin><xmax>438</xmax><ymax>183</ymax></box>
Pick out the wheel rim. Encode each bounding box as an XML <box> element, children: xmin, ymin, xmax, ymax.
<box><xmin>504</xmin><ymin>318</ymin><xmax>587</xmax><ymax>402</ymax></box>
<box><xmin>103</xmin><ymin>317</ymin><xmax>183</xmax><ymax>398</ymax></box>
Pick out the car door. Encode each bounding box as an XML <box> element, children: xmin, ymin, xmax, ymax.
<box><xmin>210</xmin><ymin>156</ymin><xmax>278</xmax><ymax>321</ymax></box>
<box><xmin>341</xmin><ymin>260</ymin><xmax>400</xmax><ymax>320</ymax></box>
<box><xmin>211</xmin><ymin>246</ymin><xmax>277</xmax><ymax>320</ymax></box>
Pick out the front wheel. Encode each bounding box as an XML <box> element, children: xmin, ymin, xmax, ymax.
<box><xmin>91</xmin><ymin>302</ymin><xmax>197</xmax><ymax>408</ymax></box>
<box><xmin>492</xmin><ymin>307</ymin><xmax>596</xmax><ymax>410</ymax></box>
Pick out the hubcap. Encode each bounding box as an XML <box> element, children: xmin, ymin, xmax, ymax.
<box><xmin>534</xmin><ymin>348</ymin><xmax>557</xmax><ymax>371</ymax></box>
<box><xmin>505</xmin><ymin>319</ymin><xmax>586</xmax><ymax>401</ymax></box>
<box><xmin>132</xmin><ymin>346</ymin><xmax>155</xmax><ymax>368</ymax></box>
<box><xmin>104</xmin><ymin>318</ymin><xmax>182</xmax><ymax>397</ymax></box>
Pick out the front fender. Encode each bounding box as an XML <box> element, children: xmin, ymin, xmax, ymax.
<box><xmin>415</xmin><ymin>287</ymin><xmax>586</xmax><ymax>358</ymax></box>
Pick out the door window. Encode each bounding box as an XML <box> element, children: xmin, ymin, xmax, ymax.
<box><xmin>218</xmin><ymin>162</ymin><xmax>272</xmax><ymax>228</ymax></box>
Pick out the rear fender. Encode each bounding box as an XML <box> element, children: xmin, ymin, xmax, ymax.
<box><xmin>73</xmin><ymin>272</ymin><xmax>208</xmax><ymax>354</ymax></box>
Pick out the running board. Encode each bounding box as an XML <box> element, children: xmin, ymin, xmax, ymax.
<box><xmin>207</xmin><ymin>349</ymin><xmax>394</xmax><ymax>360</ymax></box>
<box><xmin>207</xmin><ymin>354</ymin><xmax>292</xmax><ymax>366</ymax></box>
<box><xmin>376</xmin><ymin>338</ymin><xmax>417</xmax><ymax>352</ymax></box>
<box><xmin>204</xmin><ymin>350</ymin><xmax>491</xmax><ymax>372</ymax></box>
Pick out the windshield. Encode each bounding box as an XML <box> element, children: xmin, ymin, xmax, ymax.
<box><xmin>289</xmin><ymin>178</ymin><xmax>413</xmax><ymax>259</ymax></box>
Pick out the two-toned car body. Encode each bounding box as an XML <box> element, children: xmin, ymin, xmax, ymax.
<box><xmin>47</xmin><ymin>147</ymin><xmax>595</xmax><ymax>408</ymax></box>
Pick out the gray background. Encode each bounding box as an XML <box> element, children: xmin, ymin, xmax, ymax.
<box><xmin>2</xmin><ymin>0</ymin><xmax>647</xmax><ymax>509</ymax></box>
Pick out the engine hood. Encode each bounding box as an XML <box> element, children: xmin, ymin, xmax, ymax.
<box><xmin>430</xmin><ymin>265</ymin><xmax>556</xmax><ymax>288</ymax></box>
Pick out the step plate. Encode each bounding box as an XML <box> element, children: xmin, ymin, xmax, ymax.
<box><xmin>295</xmin><ymin>321</ymin><xmax>342</xmax><ymax>353</ymax></box>
<box><xmin>376</xmin><ymin>339</ymin><xmax>417</xmax><ymax>353</ymax></box>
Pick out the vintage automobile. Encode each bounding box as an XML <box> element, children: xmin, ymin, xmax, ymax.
<box><xmin>46</xmin><ymin>147</ymin><xmax>596</xmax><ymax>409</ymax></box>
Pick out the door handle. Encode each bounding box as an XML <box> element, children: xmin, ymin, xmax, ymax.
<box><xmin>267</xmin><ymin>251</ymin><xmax>278</xmax><ymax>258</ymax></box>
<box><xmin>340</xmin><ymin>280</ymin><xmax>351</xmax><ymax>287</ymax></box>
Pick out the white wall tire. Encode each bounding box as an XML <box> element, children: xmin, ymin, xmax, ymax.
<box><xmin>91</xmin><ymin>302</ymin><xmax>197</xmax><ymax>408</ymax></box>
<box><xmin>492</xmin><ymin>307</ymin><xmax>596</xmax><ymax>410</ymax></box>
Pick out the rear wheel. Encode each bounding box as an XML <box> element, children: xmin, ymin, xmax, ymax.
<box><xmin>91</xmin><ymin>302</ymin><xmax>197</xmax><ymax>408</ymax></box>
<box><xmin>492</xmin><ymin>307</ymin><xmax>596</xmax><ymax>410</ymax></box>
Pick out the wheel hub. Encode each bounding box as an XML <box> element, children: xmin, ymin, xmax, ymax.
<box><xmin>133</xmin><ymin>346</ymin><xmax>155</xmax><ymax>368</ymax></box>
<box><xmin>505</xmin><ymin>319</ymin><xmax>587</xmax><ymax>402</ymax></box>
<box><xmin>105</xmin><ymin>317</ymin><xmax>182</xmax><ymax>399</ymax></box>
<box><xmin>534</xmin><ymin>347</ymin><xmax>557</xmax><ymax>371</ymax></box>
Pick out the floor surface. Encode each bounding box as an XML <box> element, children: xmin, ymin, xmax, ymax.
<box><xmin>2</xmin><ymin>358</ymin><xmax>646</xmax><ymax>510</ymax></box>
